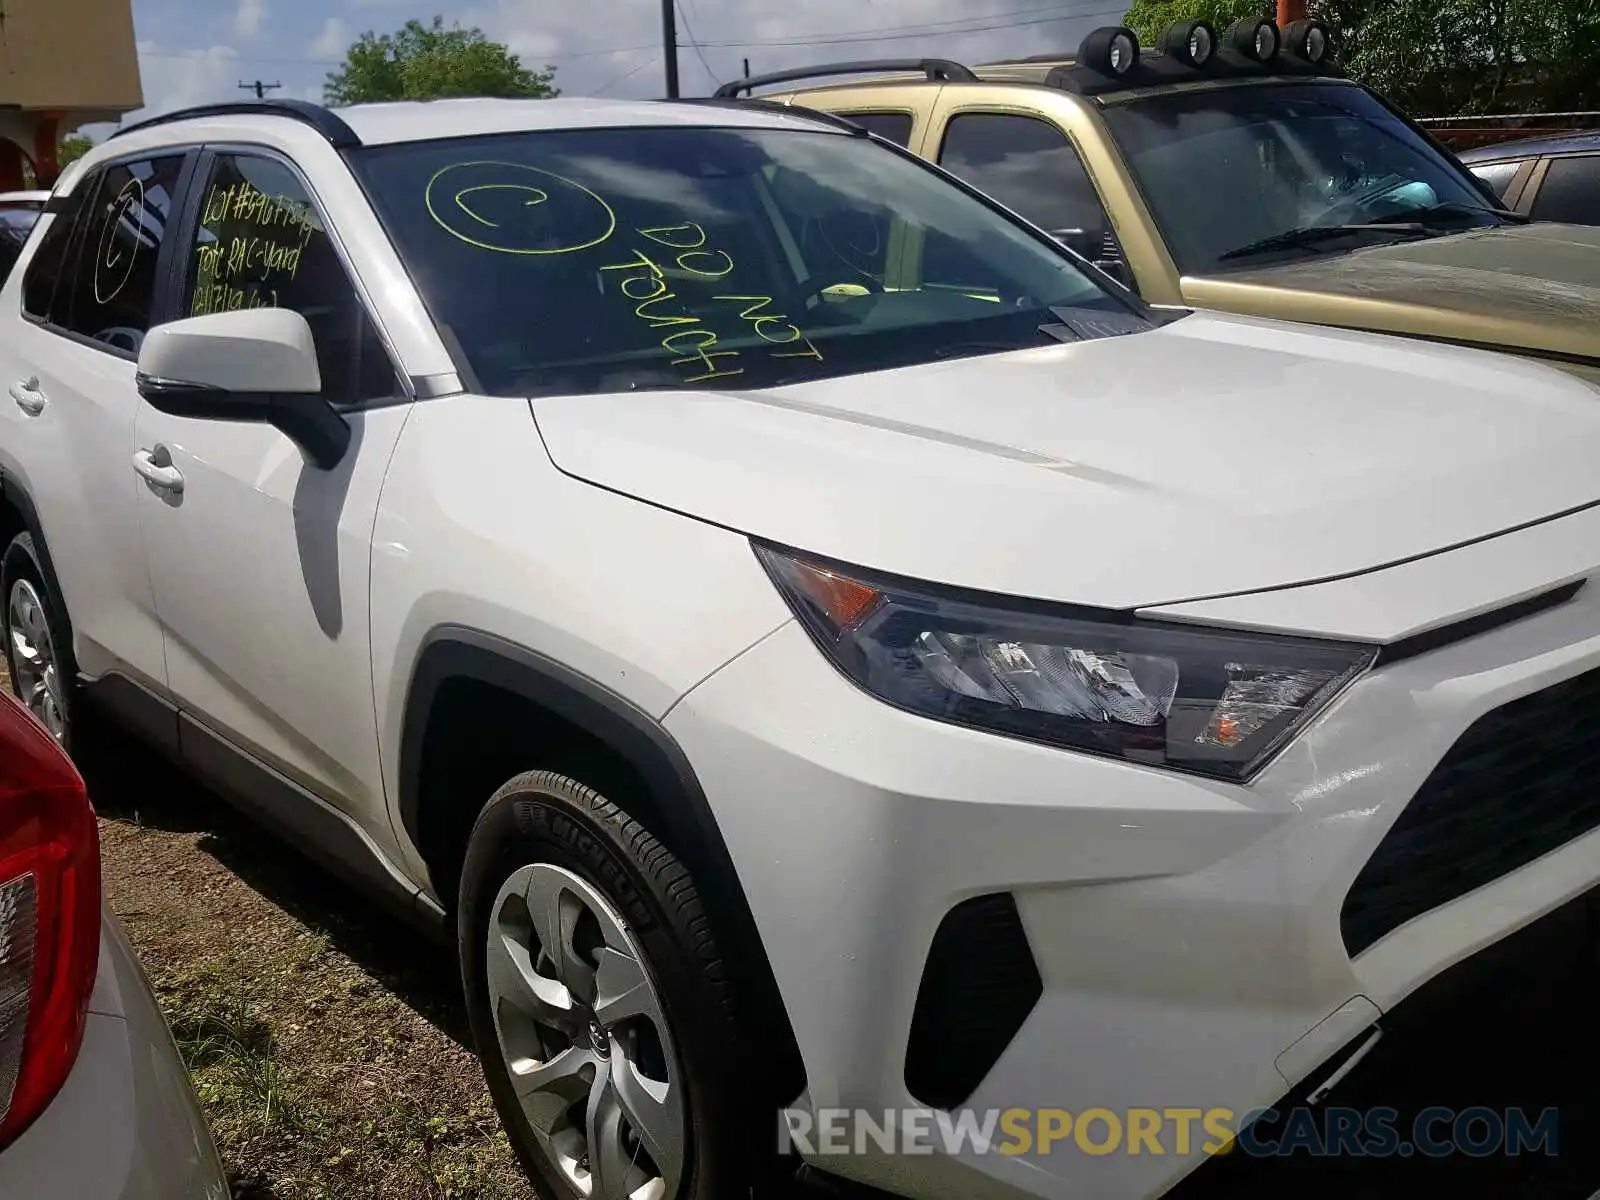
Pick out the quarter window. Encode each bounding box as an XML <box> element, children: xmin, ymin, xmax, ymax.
<box><xmin>186</xmin><ymin>152</ymin><xmax>396</xmax><ymax>405</ymax></box>
<box><xmin>55</xmin><ymin>156</ymin><xmax>185</xmax><ymax>355</ymax></box>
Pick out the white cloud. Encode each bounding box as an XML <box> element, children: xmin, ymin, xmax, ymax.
<box><xmin>233</xmin><ymin>0</ymin><xmax>265</xmax><ymax>40</ymax></box>
<box><xmin>460</xmin><ymin>0</ymin><xmax>1124</xmax><ymax>98</ymax></box>
<box><xmin>310</xmin><ymin>17</ymin><xmax>347</xmax><ymax>59</ymax></box>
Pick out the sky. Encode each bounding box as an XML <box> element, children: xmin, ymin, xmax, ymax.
<box><xmin>89</xmin><ymin>0</ymin><xmax>1134</xmax><ymax>136</ymax></box>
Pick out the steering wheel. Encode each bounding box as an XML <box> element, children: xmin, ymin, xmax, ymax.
<box><xmin>794</xmin><ymin>273</ymin><xmax>885</xmax><ymax>312</ymax></box>
<box><xmin>1313</xmin><ymin>173</ymin><xmax>1424</xmax><ymax>224</ymax></box>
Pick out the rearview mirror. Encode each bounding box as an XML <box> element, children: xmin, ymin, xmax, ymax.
<box><xmin>136</xmin><ymin>309</ymin><xmax>350</xmax><ymax>470</ymax></box>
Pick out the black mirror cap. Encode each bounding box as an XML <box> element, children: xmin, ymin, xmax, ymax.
<box><xmin>135</xmin><ymin>374</ymin><xmax>350</xmax><ymax>471</ymax></box>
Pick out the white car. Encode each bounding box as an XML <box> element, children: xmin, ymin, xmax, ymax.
<box><xmin>1</xmin><ymin>96</ymin><xmax>1597</xmax><ymax>1200</ymax></box>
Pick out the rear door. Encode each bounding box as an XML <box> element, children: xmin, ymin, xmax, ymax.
<box><xmin>0</xmin><ymin>151</ymin><xmax>193</xmax><ymax>703</ymax></box>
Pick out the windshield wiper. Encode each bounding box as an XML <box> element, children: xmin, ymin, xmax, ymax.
<box><xmin>1383</xmin><ymin>199</ymin><xmax>1531</xmax><ymax>227</ymax></box>
<box><xmin>1217</xmin><ymin>222</ymin><xmax>1432</xmax><ymax>262</ymax></box>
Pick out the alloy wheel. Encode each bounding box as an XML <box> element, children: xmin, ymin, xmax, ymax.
<box><xmin>486</xmin><ymin>861</ymin><xmax>685</xmax><ymax>1200</ymax></box>
<box><xmin>7</xmin><ymin>578</ymin><xmax>66</xmax><ymax>743</ymax></box>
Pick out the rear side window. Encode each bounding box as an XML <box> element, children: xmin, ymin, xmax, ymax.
<box><xmin>21</xmin><ymin>208</ymin><xmax>79</xmax><ymax>321</ymax></box>
<box><xmin>0</xmin><ymin>208</ymin><xmax>40</xmax><ymax>287</ymax></box>
<box><xmin>843</xmin><ymin>112</ymin><xmax>914</xmax><ymax>147</ymax></box>
<box><xmin>1469</xmin><ymin>159</ymin><xmax>1523</xmax><ymax>201</ymax></box>
<box><xmin>55</xmin><ymin>155</ymin><xmax>186</xmax><ymax>355</ymax></box>
<box><xmin>1530</xmin><ymin>155</ymin><xmax>1600</xmax><ymax>225</ymax></box>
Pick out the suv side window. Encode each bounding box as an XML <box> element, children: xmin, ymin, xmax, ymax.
<box><xmin>20</xmin><ymin>203</ymin><xmax>81</xmax><ymax>322</ymax></box>
<box><xmin>937</xmin><ymin>113</ymin><xmax>1110</xmax><ymax>239</ymax></box>
<box><xmin>1530</xmin><ymin>155</ymin><xmax>1600</xmax><ymax>226</ymax></box>
<box><xmin>56</xmin><ymin>156</ymin><xmax>186</xmax><ymax>356</ymax></box>
<box><xmin>845</xmin><ymin>112</ymin><xmax>915</xmax><ymax>147</ymax></box>
<box><xmin>185</xmin><ymin>152</ymin><xmax>397</xmax><ymax>405</ymax></box>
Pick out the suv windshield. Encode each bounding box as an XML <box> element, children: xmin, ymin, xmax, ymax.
<box><xmin>353</xmin><ymin>125</ymin><xmax>1137</xmax><ymax>397</ymax></box>
<box><xmin>1100</xmin><ymin>82</ymin><xmax>1508</xmax><ymax>273</ymax></box>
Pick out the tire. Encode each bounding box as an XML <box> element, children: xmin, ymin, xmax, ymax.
<box><xmin>1</xmin><ymin>531</ymin><xmax>76</xmax><ymax>749</ymax></box>
<box><xmin>459</xmin><ymin>770</ymin><xmax>753</xmax><ymax>1200</ymax></box>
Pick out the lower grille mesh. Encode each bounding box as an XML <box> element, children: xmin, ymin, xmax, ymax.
<box><xmin>1342</xmin><ymin>667</ymin><xmax>1600</xmax><ymax>956</ymax></box>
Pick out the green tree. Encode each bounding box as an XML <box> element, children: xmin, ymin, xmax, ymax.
<box><xmin>1122</xmin><ymin>0</ymin><xmax>1269</xmax><ymax>46</ymax></box>
<box><xmin>57</xmin><ymin>135</ymin><xmax>93</xmax><ymax>169</ymax></box>
<box><xmin>1121</xmin><ymin>0</ymin><xmax>1598</xmax><ymax>114</ymax></box>
<box><xmin>323</xmin><ymin>15</ymin><xmax>558</xmax><ymax>106</ymax></box>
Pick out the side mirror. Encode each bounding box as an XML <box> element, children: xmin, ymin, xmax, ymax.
<box><xmin>135</xmin><ymin>309</ymin><xmax>350</xmax><ymax>470</ymax></box>
<box><xmin>1051</xmin><ymin>227</ymin><xmax>1139</xmax><ymax>295</ymax></box>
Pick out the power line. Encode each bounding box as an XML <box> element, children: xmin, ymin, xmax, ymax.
<box><xmin>676</xmin><ymin>0</ymin><xmax>719</xmax><ymax>86</ymax></box>
<box><xmin>594</xmin><ymin>55</ymin><xmax>661</xmax><ymax>96</ymax></box>
<box><xmin>696</xmin><ymin>5</ymin><xmax>1132</xmax><ymax>49</ymax></box>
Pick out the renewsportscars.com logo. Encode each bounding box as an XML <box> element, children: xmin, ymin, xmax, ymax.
<box><xmin>779</xmin><ymin>1106</ymin><xmax>1561</xmax><ymax>1159</ymax></box>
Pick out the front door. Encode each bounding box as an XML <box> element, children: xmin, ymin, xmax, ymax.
<box><xmin>133</xmin><ymin>147</ymin><xmax>408</xmax><ymax>830</ymax></box>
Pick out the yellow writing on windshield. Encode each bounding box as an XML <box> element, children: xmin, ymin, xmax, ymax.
<box><xmin>425</xmin><ymin>162</ymin><xmax>616</xmax><ymax>255</ymax></box>
<box><xmin>601</xmin><ymin>222</ymin><xmax>825</xmax><ymax>384</ymax></box>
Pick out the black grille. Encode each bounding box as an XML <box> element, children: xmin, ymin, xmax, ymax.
<box><xmin>1342</xmin><ymin>666</ymin><xmax>1600</xmax><ymax>956</ymax></box>
<box><xmin>904</xmin><ymin>893</ymin><xmax>1042</xmax><ymax>1110</ymax></box>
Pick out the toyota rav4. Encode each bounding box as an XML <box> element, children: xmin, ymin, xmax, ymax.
<box><xmin>3</xmin><ymin>96</ymin><xmax>1600</xmax><ymax>1200</ymax></box>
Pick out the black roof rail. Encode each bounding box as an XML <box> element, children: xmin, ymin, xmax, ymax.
<box><xmin>713</xmin><ymin>58</ymin><xmax>976</xmax><ymax>99</ymax></box>
<box><xmin>670</xmin><ymin>97</ymin><xmax>870</xmax><ymax>135</ymax></box>
<box><xmin>107</xmin><ymin>99</ymin><xmax>362</xmax><ymax>149</ymax></box>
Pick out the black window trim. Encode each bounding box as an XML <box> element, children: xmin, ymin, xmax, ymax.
<box><xmin>21</xmin><ymin>148</ymin><xmax>202</xmax><ymax>363</ymax></box>
<box><xmin>172</xmin><ymin>141</ymin><xmax>410</xmax><ymax>410</ymax></box>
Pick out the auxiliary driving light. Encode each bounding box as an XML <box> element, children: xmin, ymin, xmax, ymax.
<box><xmin>1161</xmin><ymin>19</ymin><xmax>1217</xmax><ymax>68</ymax></box>
<box><xmin>1079</xmin><ymin>26</ymin><xmax>1141</xmax><ymax>78</ymax></box>
<box><xmin>1226</xmin><ymin>17</ymin><xmax>1281</xmax><ymax>62</ymax></box>
<box><xmin>1284</xmin><ymin>18</ymin><xmax>1330</xmax><ymax>64</ymax></box>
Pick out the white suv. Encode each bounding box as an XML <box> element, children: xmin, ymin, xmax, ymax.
<box><xmin>2</xmin><ymin>97</ymin><xmax>1599</xmax><ymax>1200</ymax></box>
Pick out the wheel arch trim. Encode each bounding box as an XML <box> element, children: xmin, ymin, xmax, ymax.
<box><xmin>398</xmin><ymin>624</ymin><xmax>806</xmax><ymax>1085</ymax></box>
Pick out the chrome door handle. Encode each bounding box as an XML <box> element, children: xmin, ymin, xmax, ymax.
<box><xmin>9</xmin><ymin>378</ymin><xmax>45</xmax><ymax>416</ymax></box>
<box><xmin>132</xmin><ymin>446</ymin><xmax>184</xmax><ymax>494</ymax></box>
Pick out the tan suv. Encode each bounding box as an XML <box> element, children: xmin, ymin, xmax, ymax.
<box><xmin>718</xmin><ymin>18</ymin><xmax>1600</xmax><ymax>382</ymax></box>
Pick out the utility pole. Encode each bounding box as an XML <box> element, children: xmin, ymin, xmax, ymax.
<box><xmin>743</xmin><ymin>57</ymin><xmax>751</xmax><ymax>79</ymax></box>
<box><xmin>1276</xmin><ymin>0</ymin><xmax>1307</xmax><ymax>23</ymax></box>
<box><xmin>239</xmin><ymin>79</ymin><xmax>282</xmax><ymax>101</ymax></box>
<box><xmin>661</xmin><ymin>0</ymin><xmax>680</xmax><ymax>98</ymax></box>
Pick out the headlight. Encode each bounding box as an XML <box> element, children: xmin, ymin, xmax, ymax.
<box><xmin>756</xmin><ymin>545</ymin><xmax>1376</xmax><ymax>783</ymax></box>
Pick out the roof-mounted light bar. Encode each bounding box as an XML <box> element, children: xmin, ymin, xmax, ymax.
<box><xmin>1058</xmin><ymin>15</ymin><xmax>1335</xmax><ymax>93</ymax></box>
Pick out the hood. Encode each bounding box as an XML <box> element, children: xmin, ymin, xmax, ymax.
<box><xmin>531</xmin><ymin>310</ymin><xmax>1600</xmax><ymax>612</ymax></box>
<box><xmin>1183</xmin><ymin>222</ymin><xmax>1600</xmax><ymax>371</ymax></box>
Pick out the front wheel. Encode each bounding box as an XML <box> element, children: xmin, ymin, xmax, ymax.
<box><xmin>458</xmin><ymin>771</ymin><xmax>752</xmax><ymax>1200</ymax></box>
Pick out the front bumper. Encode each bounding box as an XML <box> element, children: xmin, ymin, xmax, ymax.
<box><xmin>665</xmin><ymin>575</ymin><xmax>1600</xmax><ymax>1200</ymax></box>
<box><xmin>0</xmin><ymin>913</ymin><xmax>227</xmax><ymax>1199</ymax></box>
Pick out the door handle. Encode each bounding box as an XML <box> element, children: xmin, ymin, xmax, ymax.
<box><xmin>9</xmin><ymin>378</ymin><xmax>45</xmax><ymax>416</ymax></box>
<box><xmin>132</xmin><ymin>445</ymin><xmax>184</xmax><ymax>494</ymax></box>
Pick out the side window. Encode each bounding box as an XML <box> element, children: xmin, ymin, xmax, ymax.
<box><xmin>186</xmin><ymin>152</ymin><xmax>397</xmax><ymax>405</ymax></box>
<box><xmin>1469</xmin><ymin>159</ymin><xmax>1523</xmax><ymax>201</ymax></box>
<box><xmin>1530</xmin><ymin>155</ymin><xmax>1600</xmax><ymax>226</ymax></box>
<box><xmin>56</xmin><ymin>156</ymin><xmax>185</xmax><ymax>355</ymax></box>
<box><xmin>844</xmin><ymin>112</ymin><xmax>915</xmax><ymax>148</ymax></box>
<box><xmin>937</xmin><ymin>113</ymin><xmax>1109</xmax><ymax>238</ymax></box>
<box><xmin>21</xmin><ymin>205</ymin><xmax>80</xmax><ymax>321</ymax></box>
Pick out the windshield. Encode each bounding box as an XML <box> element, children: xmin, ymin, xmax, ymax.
<box><xmin>1100</xmin><ymin>82</ymin><xmax>1507</xmax><ymax>273</ymax></box>
<box><xmin>352</xmin><ymin>125</ymin><xmax>1137</xmax><ymax>397</ymax></box>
